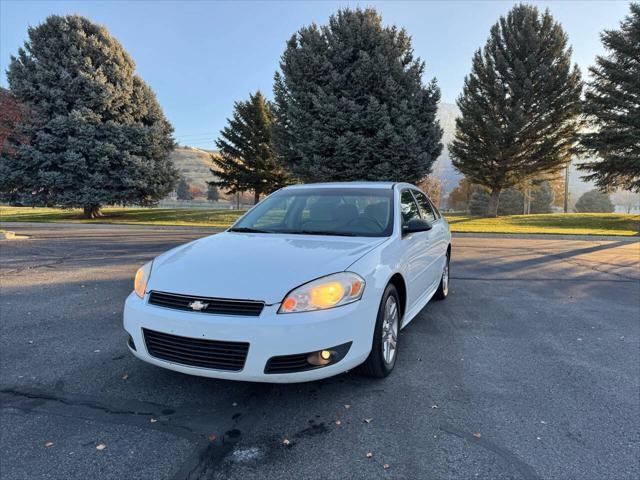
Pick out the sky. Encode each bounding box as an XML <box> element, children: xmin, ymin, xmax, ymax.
<box><xmin>0</xmin><ymin>0</ymin><xmax>632</xmax><ymax>150</ymax></box>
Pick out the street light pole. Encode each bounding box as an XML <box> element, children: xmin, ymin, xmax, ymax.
<box><xmin>564</xmin><ymin>162</ymin><xmax>570</xmax><ymax>213</ymax></box>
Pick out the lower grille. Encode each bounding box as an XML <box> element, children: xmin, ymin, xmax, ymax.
<box><xmin>264</xmin><ymin>352</ymin><xmax>311</xmax><ymax>374</ymax></box>
<box><xmin>148</xmin><ymin>291</ymin><xmax>264</xmax><ymax>316</ymax></box>
<box><xmin>143</xmin><ymin>328</ymin><xmax>249</xmax><ymax>371</ymax></box>
<box><xmin>264</xmin><ymin>342</ymin><xmax>352</xmax><ymax>374</ymax></box>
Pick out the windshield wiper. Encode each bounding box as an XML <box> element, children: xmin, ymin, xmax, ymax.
<box><xmin>284</xmin><ymin>230</ymin><xmax>359</xmax><ymax>237</ymax></box>
<box><xmin>228</xmin><ymin>227</ymin><xmax>273</xmax><ymax>233</ymax></box>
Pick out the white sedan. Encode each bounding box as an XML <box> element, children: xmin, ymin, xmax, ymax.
<box><xmin>123</xmin><ymin>182</ymin><xmax>451</xmax><ymax>382</ymax></box>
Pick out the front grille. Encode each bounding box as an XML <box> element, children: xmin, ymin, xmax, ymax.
<box><xmin>148</xmin><ymin>291</ymin><xmax>264</xmax><ymax>316</ymax></box>
<box><xmin>143</xmin><ymin>328</ymin><xmax>249</xmax><ymax>371</ymax></box>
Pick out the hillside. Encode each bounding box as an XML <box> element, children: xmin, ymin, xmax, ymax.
<box><xmin>432</xmin><ymin>102</ymin><xmax>462</xmax><ymax>195</ymax></box>
<box><xmin>169</xmin><ymin>146</ymin><xmax>217</xmax><ymax>193</ymax></box>
<box><xmin>172</xmin><ymin>104</ymin><xmax>597</xmax><ymax>203</ymax></box>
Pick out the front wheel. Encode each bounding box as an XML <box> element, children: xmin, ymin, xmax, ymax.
<box><xmin>433</xmin><ymin>253</ymin><xmax>450</xmax><ymax>301</ymax></box>
<box><xmin>359</xmin><ymin>284</ymin><xmax>400</xmax><ymax>378</ymax></box>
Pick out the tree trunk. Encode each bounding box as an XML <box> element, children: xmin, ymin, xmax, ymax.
<box><xmin>486</xmin><ymin>187</ymin><xmax>501</xmax><ymax>217</ymax></box>
<box><xmin>83</xmin><ymin>204</ymin><xmax>102</xmax><ymax>219</ymax></box>
<box><xmin>254</xmin><ymin>190</ymin><xmax>260</xmax><ymax>205</ymax></box>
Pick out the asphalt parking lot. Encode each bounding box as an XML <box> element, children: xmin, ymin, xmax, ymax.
<box><xmin>1</xmin><ymin>224</ymin><xmax>639</xmax><ymax>480</ymax></box>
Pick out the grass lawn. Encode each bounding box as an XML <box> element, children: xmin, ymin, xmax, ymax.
<box><xmin>0</xmin><ymin>207</ymin><xmax>245</xmax><ymax>228</ymax></box>
<box><xmin>446</xmin><ymin>213</ymin><xmax>639</xmax><ymax>236</ymax></box>
<box><xmin>1</xmin><ymin>206</ymin><xmax>638</xmax><ymax>236</ymax></box>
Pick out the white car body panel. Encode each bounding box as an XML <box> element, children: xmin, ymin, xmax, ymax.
<box><xmin>148</xmin><ymin>232</ymin><xmax>386</xmax><ymax>304</ymax></box>
<box><xmin>123</xmin><ymin>182</ymin><xmax>451</xmax><ymax>382</ymax></box>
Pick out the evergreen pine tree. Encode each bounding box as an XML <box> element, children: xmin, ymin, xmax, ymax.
<box><xmin>211</xmin><ymin>91</ymin><xmax>288</xmax><ymax>204</ymax></box>
<box><xmin>530</xmin><ymin>181</ymin><xmax>555</xmax><ymax>213</ymax></box>
<box><xmin>176</xmin><ymin>178</ymin><xmax>193</xmax><ymax>201</ymax></box>
<box><xmin>0</xmin><ymin>15</ymin><xmax>177</xmax><ymax>218</ymax></box>
<box><xmin>578</xmin><ymin>3</ymin><xmax>640</xmax><ymax>192</ymax></box>
<box><xmin>497</xmin><ymin>188</ymin><xmax>524</xmax><ymax>215</ymax></box>
<box><xmin>206</xmin><ymin>184</ymin><xmax>220</xmax><ymax>202</ymax></box>
<box><xmin>450</xmin><ymin>4</ymin><xmax>582</xmax><ymax>217</ymax></box>
<box><xmin>273</xmin><ymin>7</ymin><xmax>442</xmax><ymax>183</ymax></box>
<box><xmin>575</xmin><ymin>189</ymin><xmax>615</xmax><ymax>213</ymax></box>
<box><xmin>469</xmin><ymin>186</ymin><xmax>490</xmax><ymax>216</ymax></box>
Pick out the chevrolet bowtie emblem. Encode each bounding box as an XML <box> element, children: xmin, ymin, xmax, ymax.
<box><xmin>188</xmin><ymin>300</ymin><xmax>209</xmax><ymax>311</ymax></box>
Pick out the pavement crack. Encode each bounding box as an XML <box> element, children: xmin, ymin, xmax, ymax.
<box><xmin>439</xmin><ymin>422</ymin><xmax>540</xmax><ymax>480</ymax></box>
<box><xmin>0</xmin><ymin>387</ymin><xmax>206</xmax><ymax>443</ymax></box>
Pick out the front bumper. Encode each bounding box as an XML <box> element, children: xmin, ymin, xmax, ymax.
<box><xmin>123</xmin><ymin>292</ymin><xmax>377</xmax><ymax>383</ymax></box>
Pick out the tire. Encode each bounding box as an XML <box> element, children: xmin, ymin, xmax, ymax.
<box><xmin>358</xmin><ymin>283</ymin><xmax>400</xmax><ymax>378</ymax></box>
<box><xmin>433</xmin><ymin>252</ymin><xmax>450</xmax><ymax>301</ymax></box>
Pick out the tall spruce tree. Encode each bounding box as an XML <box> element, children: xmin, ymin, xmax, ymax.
<box><xmin>273</xmin><ymin>7</ymin><xmax>442</xmax><ymax>183</ymax></box>
<box><xmin>211</xmin><ymin>91</ymin><xmax>288</xmax><ymax>204</ymax></box>
<box><xmin>450</xmin><ymin>4</ymin><xmax>582</xmax><ymax>217</ymax></box>
<box><xmin>578</xmin><ymin>3</ymin><xmax>640</xmax><ymax>192</ymax></box>
<box><xmin>0</xmin><ymin>15</ymin><xmax>177</xmax><ymax>218</ymax></box>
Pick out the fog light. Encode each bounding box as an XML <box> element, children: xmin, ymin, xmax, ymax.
<box><xmin>307</xmin><ymin>350</ymin><xmax>333</xmax><ymax>366</ymax></box>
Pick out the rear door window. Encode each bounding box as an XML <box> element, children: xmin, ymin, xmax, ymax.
<box><xmin>412</xmin><ymin>190</ymin><xmax>438</xmax><ymax>223</ymax></box>
<box><xmin>400</xmin><ymin>190</ymin><xmax>421</xmax><ymax>225</ymax></box>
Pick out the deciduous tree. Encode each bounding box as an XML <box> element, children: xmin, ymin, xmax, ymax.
<box><xmin>574</xmin><ymin>189</ymin><xmax>614</xmax><ymax>213</ymax></box>
<box><xmin>447</xmin><ymin>178</ymin><xmax>474</xmax><ymax>211</ymax></box>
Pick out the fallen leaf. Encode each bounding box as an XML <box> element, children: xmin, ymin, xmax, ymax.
<box><xmin>93</xmin><ymin>349</ymin><xmax>100</xmax><ymax>353</ymax></box>
<box><xmin>473</xmin><ymin>432</ymin><xmax>481</xmax><ymax>439</ymax></box>
<box><xmin>121</xmin><ymin>373</ymin><xmax>129</xmax><ymax>380</ymax></box>
<box><xmin>366</xmin><ymin>452</ymin><xmax>373</xmax><ymax>459</ymax></box>
<box><xmin>282</xmin><ymin>438</ymin><xmax>290</xmax><ymax>446</ymax></box>
<box><xmin>44</xmin><ymin>441</ymin><xmax>54</xmax><ymax>448</ymax></box>
<box><xmin>540</xmin><ymin>420</ymin><xmax>547</xmax><ymax>425</ymax></box>
<box><xmin>149</xmin><ymin>418</ymin><xmax>157</xmax><ymax>423</ymax></box>
<box><xmin>96</xmin><ymin>443</ymin><xmax>107</xmax><ymax>451</ymax></box>
<box><xmin>383</xmin><ymin>464</ymin><xmax>390</xmax><ymax>470</ymax></box>
<box><xmin>364</xmin><ymin>418</ymin><xmax>373</xmax><ymax>424</ymax></box>
<box><xmin>208</xmin><ymin>435</ymin><xmax>216</xmax><ymax>442</ymax></box>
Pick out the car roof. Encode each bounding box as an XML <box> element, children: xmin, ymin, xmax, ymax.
<box><xmin>282</xmin><ymin>181</ymin><xmax>401</xmax><ymax>190</ymax></box>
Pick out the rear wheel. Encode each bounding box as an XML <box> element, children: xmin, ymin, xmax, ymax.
<box><xmin>434</xmin><ymin>253</ymin><xmax>450</xmax><ymax>301</ymax></box>
<box><xmin>359</xmin><ymin>284</ymin><xmax>400</xmax><ymax>378</ymax></box>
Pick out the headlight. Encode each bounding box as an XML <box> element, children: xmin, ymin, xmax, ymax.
<box><xmin>134</xmin><ymin>261</ymin><xmax>153</xmax><ymax>299</ymax></box>
<box><xmin>279</xmin><ymin>272</ymin><xmax>365</xmax><ymax>313</ymax></box>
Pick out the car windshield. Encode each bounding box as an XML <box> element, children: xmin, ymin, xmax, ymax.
<box><xmin>230</xmin><ymin>188</ymin><xmax>394</xmax><ymax>237</ymax></box>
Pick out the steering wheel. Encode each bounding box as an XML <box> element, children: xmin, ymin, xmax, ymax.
<box><xmin>346</xmin><ymin>216</ymin><xmax>384</xmax><ymax>231</ymax></box>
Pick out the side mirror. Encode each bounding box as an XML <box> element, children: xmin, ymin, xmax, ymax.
<box><xmin>402</xmin><ymin>218</ymin><xmax>432</xmax><ymax>235</ymax></box>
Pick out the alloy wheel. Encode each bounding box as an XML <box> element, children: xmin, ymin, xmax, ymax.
<box><xmin>381</xmin><ymin>295</ymin><xmax>399</xmax><ymax>365</ymax></box>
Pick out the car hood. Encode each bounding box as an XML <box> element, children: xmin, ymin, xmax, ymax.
<box><xmin>147</xmin><ymin>232</ymin><xmax>386</xmax><ymax>304</ymax></box>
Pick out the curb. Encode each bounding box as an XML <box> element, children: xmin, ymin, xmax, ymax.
<box><xmin>1</xmin><ymin>222</ymin><xmax>638</xmax><ymax>242</ymax></box>
<box><xmin>0</xmin><ymin>230</ymin><xmax>29</xmax><ymax>240</ymax></box>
